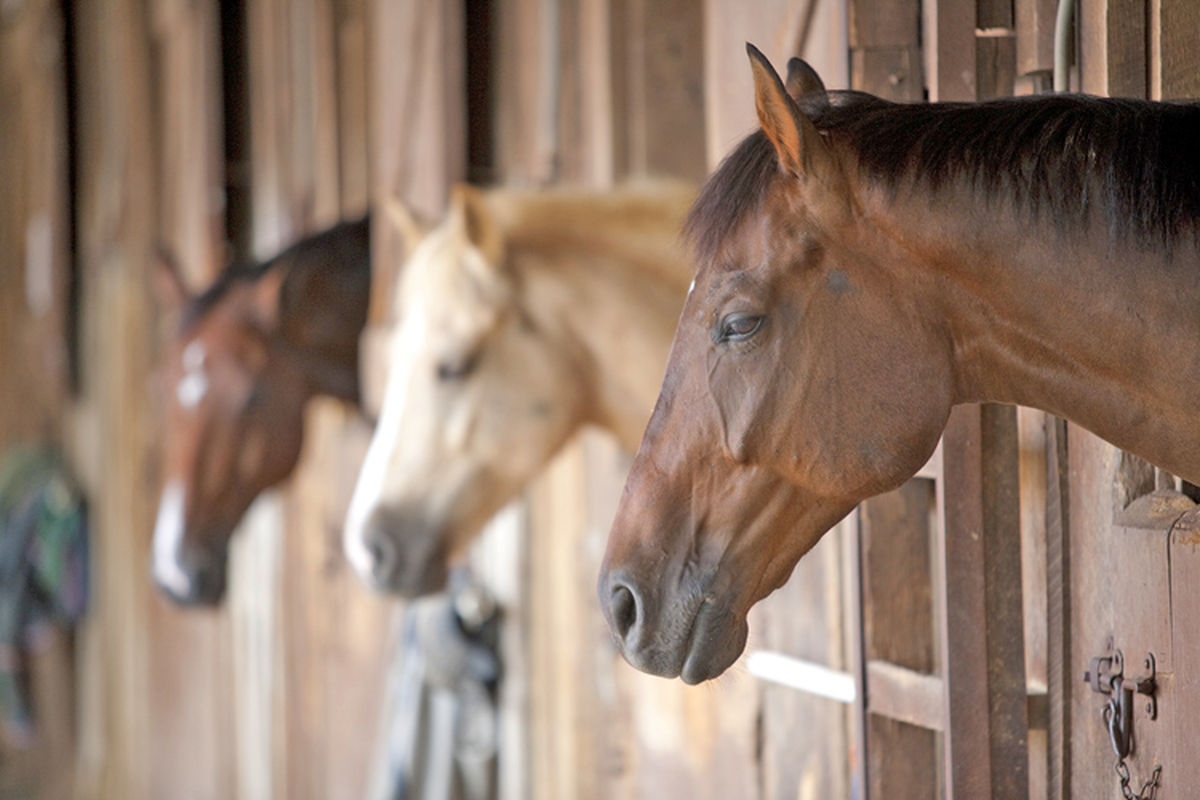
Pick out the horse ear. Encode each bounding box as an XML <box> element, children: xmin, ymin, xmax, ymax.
<box><xmin>747</xmin><ymin>44</ymin><xmax>830</xmax><ymax>179</ymax></box>
<box><xmin>251</xmin><ymin>264</ymin><xmax>288</xmax><ymax>331</ymax></box>
<box><xmin>785</xmin><ymin>57</ymin><xmax>828</xmax><ymax>103</ymax></box>
<box><xmin>383</xmin><ymin>196</ymin><xmax>428</xmax><ymax>260</ymax></box>
<box><xmin>449</xmin><ymin>183</ymin><xmax>505</xmax><ymax>266</ymax></box>
<box><xmin>152</xmin><ymin>245</ymin><xmax>193</xmax><ymax>315</ymax></box>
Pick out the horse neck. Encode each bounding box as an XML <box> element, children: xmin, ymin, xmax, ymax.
<box><xmin>877</xmin><ymin>188</ymin><xmax>1200</xmax><ymax>481</ymax></box>
<box><xmin>502</xmin><ymin>192</ymin><xmax>693</xmax><ymax>450</ymax></box>
<box><xmin>277</xmin><ymin>247</ymin><xmax>370</xmax><ymax>403</ymax></box>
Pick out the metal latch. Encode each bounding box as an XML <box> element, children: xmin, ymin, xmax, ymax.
<box><xmin>1083</xmin><ymin>645</ymin><xmax>1161</xmax><ymax>799</ymax></box>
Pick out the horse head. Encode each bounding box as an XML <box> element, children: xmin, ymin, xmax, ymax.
<box><xmin>152</xmin><ymin>221</ymin><xmax>369</xmax><ymax>605</ymax></box>
<box><xmin>343</xmin><ymin>184</ymin><xmax>694</xmax><ymax>597</ymax></box>
<box><xmin>598</xmin><ymin>48</ymin><xmax>953</xmax><ymax>682</ymax></box>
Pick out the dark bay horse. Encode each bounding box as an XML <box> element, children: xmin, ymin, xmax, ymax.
<box><xmin>599</xmin><ymin>45</ymin><xmax>1200</xmax><ymax>683</ymax></box>
<box><xmin>153</xmin><ymin>219</ymin><xmax>370</xmax><ymax>605</ymax></box>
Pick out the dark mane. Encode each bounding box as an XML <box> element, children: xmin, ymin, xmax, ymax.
<box><xmin>182</xmin><ymin>216</ymin><xmax>370</xmax><ymax>329</ymax></box>
<box><xmin>685</xmin><ymin>92</ymin><xmax>1200</xmax><ymax>264</ymax></box>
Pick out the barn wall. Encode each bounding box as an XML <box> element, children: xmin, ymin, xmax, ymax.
<box><xmin>0</xmin><ymin>1</ymin><xmax>75</xmax><ymax>797</ymax></box>
<box><xmin>6</xmin><ymin>2</ymin><xmax>1195</xmax><ymax>799</ymax></box>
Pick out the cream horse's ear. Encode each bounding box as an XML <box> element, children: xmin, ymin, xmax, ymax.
<box><xmin>383</xmin><ymin>196</ymin><xmax>429</xmax><ymax>260</ymax></box>
<box><xmin>448</xmin><ymin>183</ymin><xmax>505</xmax><ymax>267</ymax></box>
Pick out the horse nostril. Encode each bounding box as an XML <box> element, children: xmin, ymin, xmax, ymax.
<box><xmin>363</xmin><ymin>523</ymin><xmax>398</xmax><ymax>581</ymax></box>
<box><xmin>611</xmin><ymin>583</ymin><xmax>639</xmax><ymax>642</ymax></box>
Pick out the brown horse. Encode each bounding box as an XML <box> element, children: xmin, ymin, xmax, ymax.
<box><xmin>342</xmin><ymin>183</ymin><xmax>694</xmax><ymax>595</ymax></box>
<box><xmin>599</xmin><ymin>46</ymin><xmax>1200</xmax><ymax>684</ymax></box>
<box><xmin>152</xmin><ymin>219</ymin><xmax>370</xmax><ymax>605</ymax></box>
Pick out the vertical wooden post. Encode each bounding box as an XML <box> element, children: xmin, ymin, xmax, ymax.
<box><xmin>70</xmin><ymin>0</ymin><xmax>158</xmax><ymax>796</ymax></box>
<box><xmin>939</xmin><ymin>404</ymin><xmax>1030</xmax><ymax>800</ymax></box>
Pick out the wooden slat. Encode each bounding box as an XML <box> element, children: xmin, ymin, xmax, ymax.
<box><xmin>1018</xmin><ymin>408</ymin><xmax>1049</xmax><ymax>800</ymax></box>
<box><xmin>367</xmin><ymin>0</ymin><xmax>464</xmax><ymax>324</ymax></box>
<box><xmin>1159</xmin><ymin>0</ymin><xmax>1200</xmax><ymax>99</ymax></box>
<box><xmin>939</xmin><ymin>404</ymin><xmax>1030</xmax><ymax>800</ymax></box>
<box><xmin>866</xmin><ymin>660</ymin><xmax>944</xmax><ymax>732</ymax></box>
<box><xmin>976</xmin><ymin>30</ymin><xmax>1016</xmax><ymax>99</ymax></box>
<box><xmin>70</xmin><ymin>0</ymin><xmax>159</xmax><ymax>795</ymax></box>
<box><xmin>1169</xmin><ymin>510</ymin><xmax>1200</xmax><ymax>793</ymax></box>
<box><xmin>0</xmin><ymin>17</ymin><xmax>74</xmax><ymax>798</ymax></box>
<box><xmin>702</xmin><ymin>0</ymin><xmax>848</xmax><ymax>165</ymax></box>
<box><xmin>610</xmin><ymin>0</ymin><xmax>707</xmax><ymax>183</ymax></box>
<box><xmin>1079</xmin><ymin>0</ymin><xmax>1147</xmax><ymax>98</ymax></box>
<box><xmin>1015</xmin><ymin>0</ymin><xmax>1057</xmax><ymax>77</ymax></box>
<box><xmin>924</xmin><ymin>0</ymin><xmax>976</xmax><ymax>101</ymax></box>
<box><xmin>859</xmin><ymin>480</ymin><xmax>938</xmax><ymax>800</ymax></box>
<box><xmin>335</xmin><ymin>0</ymin><xmax>369</xmax><ymax>217</ymax></box>
<box><xmin>1044</xmin><ymin>417</ymin><xmax>1071</xmax><ymax>800</ymax></box>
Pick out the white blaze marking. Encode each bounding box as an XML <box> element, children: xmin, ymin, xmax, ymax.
<box><xmin>183</xmin><ymin>340</ymin><xmax>206</xmax><ymax>370</ymax></box>
<box><xmin>176</xmin><ymin>340</ymin><xmax>209</xmax><ymax>408</ymax></box>
<box><xmin>344</xmin><ymin>324</ymin><xmax>420</xmax><ymax>580</ymax></box>
<box><xmin>152</xmin><ymin>480</ymin><xmax>192</xmax><ymax>597</ymax></box>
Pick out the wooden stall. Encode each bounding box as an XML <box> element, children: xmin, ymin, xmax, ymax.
<box><xmin>2</xmin><ymin>1</ymin><xmax>1199</xmax><ymax>799</ymax></box>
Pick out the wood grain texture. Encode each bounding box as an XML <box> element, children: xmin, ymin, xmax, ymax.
<box><xmin>0</xmin><ymin>11</ymin><xmax>75</xmax><ymax>771</ymax></box>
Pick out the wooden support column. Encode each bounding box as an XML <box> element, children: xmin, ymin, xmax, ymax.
<box><xmin>939</xmin><ymin>404</ymin><xmax>1030</xmax><ymax>800</ymax></box>
<box><xmin>70</xmin><ymin>0</ymin><xmax>158</xmax><ymax>796</ymax></box>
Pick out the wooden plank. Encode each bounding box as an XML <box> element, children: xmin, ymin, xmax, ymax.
<box><xmin>69</xmin><ymin>0</ymin><xmax>159</xmax><ymax>795</ymax></box>
<box><xmin>1018</xmin><ymin>408</ymin><xmax>1048</xmax><ymax>800</ymax></box>
<box><xmin>850</xmin><ymin>0</ymin><xmax>920</xmax><ymax>50</ymax></box>
<box><xmin>976</xmin><ymin>30</ymin><xmax>1016</xmax><ymax>99</ymax></box>
<box><xmin>850</xmin><ymin>47</ymin><xmax>924</xmax><ymax>101</ymax></box>
<box><xmin>1015</xmin><ymin>0</ymin><xmax>1057</xmax><ymax>77</ymax></box>
<box><xmin>866</xmin><ymin>660</ymin><xmax>944</xmax><ymax>732</ymax></box>
<box><xmin>0</xmin><ymin>17</ymin><xmax>75</xmax><ymax>788</ymax></box>
<box><xmin>611</xmin><ymin>0</ymin><xmax>708</xmax><ymax>182</ymax></box>
<box><xmin>1169</xmin><ymin>509</ymin><xmax>1200</xmax><ymax>794</ymax></box>
<box><xmin>756</xmin><ymin>527</ymin><xmax>851</xmax><ymax>800</ymax></box>
<box><xmin>1159</xmin><ymin>0</ymin><xmax>1200</xmax><ymax>99</ymax></box>
<box><xmin>0</xmin><ymin>0</ymin><xmax>72</xmax><ymax>449</ymax></box>
<box><xmin>859</xmin><ymin>480</ymin><xmax>938</xmax><ymax>800</ymax></box>
<box><xmin>335</xmin><ymin>0</ymin><xmax>370</xmax><ymax>217</ymax></box>
<box><xmin>1066</xmin><ymin>432</ymin><xmax>1179</xmax><ymax>798</ymax></box>
<box><xmin>703</xmin><ymin>0</ymin><xmax>849</xmax><ymax>165</ymax></box>
<box><xmin>939</xmin><ymin>404</ymin><xmax>1029</xmax><ymax>800</ymax></box>
<box><xmin>367</xmin><ymin>0</ymin><xmax>464</xmax><ymax>323</ymax></box>
<box><xmin>1044</xmin><ymin>417</ymin><xmax>1070</xmax><ymax>800</ymax></box>
<box><xmin>924</xmin><ymin>0</ymin><xmax>976</xmax><ymax>101</ymax></box>
<box><xmin>1079</xmin><ymin>0</ymin><xmax>1147</xmax><ymax>97</ymax></box>
<box><xmin>977</xmin><ymin>0</ymin><xmax>1014</xmax><ymax>30</ymax></box>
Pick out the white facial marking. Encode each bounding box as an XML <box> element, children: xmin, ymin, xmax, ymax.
<box><xmin>152</xmin><ymin>480</ymin><xmax>193</xmax><ymax>597</ymax></box>
<box><xmin>176</xmin><ymin>340</ymin><xmax>210</xmax><ymax>408</ymax></box>
<box><xmin>182</xmin><ymin>339</ymin><xmax>206</xmax><ymax>370</ymax></box>
<box><xmin>344</xmin><ymin>318</ymin><xmax>423</xmax><ymax>581</ymax></box>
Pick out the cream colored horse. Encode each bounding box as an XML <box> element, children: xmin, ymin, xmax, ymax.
<box><xmin>343</xmin><ymin>182</ymin><xmax>695</xmax><ymax>595</ymax></box>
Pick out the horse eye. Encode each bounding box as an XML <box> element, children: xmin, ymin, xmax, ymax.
<box><xmin>241</xmin><ymin>384</ymin><xmax>264</xmax><ymax>412</ymax></box>
<box><xmin>718</xmin><ymin>313</ymin><xmax>764</xmax><ymax>342</ymax></box>
<box><xmin>437</xmin><ymin>352</ymin><xmax>479</xmax><ymax>382</ymax></box>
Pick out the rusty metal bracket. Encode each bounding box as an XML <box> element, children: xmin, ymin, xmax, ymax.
<box><xmin>1083</xmin><ymin>646</ymin><xmax>1162</xmax><ymax>797</ymax></box>
<box><xmin>1083</xmin><ymin>646</ymin><xmax>1158</xmax><ymax>763</ymax></box>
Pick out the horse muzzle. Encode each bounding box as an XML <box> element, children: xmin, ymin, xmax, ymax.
<box><xmin>597</xmin><ymin>564</ymin><xmax>748</xmax><ymax>684</ymax></box>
